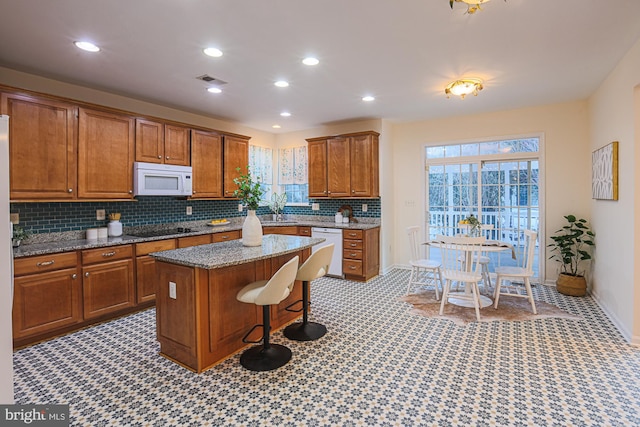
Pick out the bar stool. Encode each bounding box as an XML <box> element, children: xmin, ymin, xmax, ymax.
<box><xmin>236</xmin><ymin>255</ymin><xmax>299</xmax><ymax>371</ymax></box>
<box><xmin>283</xmin><ymin>244</ymin><xmax>334</xmax><ymax>341</ymax></box>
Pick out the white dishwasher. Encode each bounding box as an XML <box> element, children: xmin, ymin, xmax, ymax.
<box><xmin>311</xmin><ymin>227</ymin><xmax>343</xmax><ymax>278</ymax></box>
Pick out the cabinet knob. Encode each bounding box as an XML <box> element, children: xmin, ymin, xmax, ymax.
<box><xmin>327</xmin><ymin>191</ymin><xmax>331</xmax><ymax>194</ymax></box>
<box><xmin>129</xmin><ymin>190</ymin><xmax>133</xmax><ymax>194</ymax></box>
<box><xmin>85</xmin><ymin>272</ymin><xmax>90</xmax><ymax>277</ymax></box>
<box><xmin>72</xmin><ymin>274</ymin><xmax>77</xmax><ymax>279</ymax></box>
<box><xmin>68</xmin><ymin>188</ymin><xmax>73</xmax><ymax>193</ymax></box>
<box><xmin>192</xmin><ymin>190</ymin><xmax>196</xmax><ymax>194</ymax></box>
<box><xmin>166</xmin><ymin>156</ymin><xmax>170</xmax><ymax>160</ymax></box>
<box><xmin>352</xmin><ymin>190</ymin><xmax>355</xmax><ymax>193</ymax></box>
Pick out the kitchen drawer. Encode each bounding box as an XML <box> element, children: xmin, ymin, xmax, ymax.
<box><xmin>343</xmin><ymin>239</ymin><xmax>363</xmax><ymax>250</ymax></box>
<box><xmin>178</xmin><ymin>234</ymin><xmax>212</xmax><ymax>248</ymax></box>
<box><xmin>343</xmin><ymin>248</ymin><xmax>363</xmax><ymax>260</ymax></box>
<box><xmin>343</xmin><ymin>259</ymin><xmax>363</xmax><ymax>276</ymax></box>
<box><xmin>298</xmin><ymin>226</ymin><xmax>311</xmax><ymax>236</ymax></box>
<box><xmin>14</xmin><ymin>252</ymin><xmax>78</xmax><ymax>276</ymax></box>
<box><xmin>82</xmin><ymin>245</ymin><xmax>133</xmax><ymax>265</ymax></box>
<box><xmin>264</xmin><ymin>226</ymin><xmax>298</xmax><ymax>235</ymax></box>
<box><xmin>136</xmin><ymin>239</ymin><xmax>176</xmax><ymax>256</ymax></box>
<box><xmin>343</xmin><ymin>229</ymin><xmax>363</xmax><ymax>240</ymax></box>
<box><xmin>212</xmin><ymin>230</ymin><xmax>240</xmax><ymax>243</ymax></box>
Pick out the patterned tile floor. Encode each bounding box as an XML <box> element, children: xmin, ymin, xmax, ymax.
<box><xmin>13</xmin><ymin>269</ymin><xmax>640</xmax><ymax>426</ymax></box>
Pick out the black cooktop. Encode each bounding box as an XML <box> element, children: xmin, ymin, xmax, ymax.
<box><xmin>129</xmin><ymin>227</ymin><xmax>193</xmax><ymax>238</ymax></box>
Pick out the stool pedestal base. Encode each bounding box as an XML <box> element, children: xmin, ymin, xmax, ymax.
<box><xmin>283</xmin><ymin>321</ymin><xmax>327</xmax><ymax>341</ymax></box>
<box><xmin>240</xmin><ymin>344</ymin><xmax>292</xmax><ymax>371</ymax></box>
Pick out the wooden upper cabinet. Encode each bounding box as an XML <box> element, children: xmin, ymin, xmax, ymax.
<box><xmin>349</xmin><ymin>132</ymin><xmax>379</xmax><ymax>197</ymax></box>
<box><xmin>307</xmin><ymin>139</ymin><xmax>328</xmax><ymax>198</ymax></box>
<box><xmin>223</xmin><ymin>135</ymin><xmax>249</xmax><ymax>198</ymax></box>
<box><xmin>78</xmin><ymin>108</ymin><xmax>135</xmax><ymax>199</ymax></box>
<box><xmin>135</xmin><ymin>119</ymin><xmax>164</xmax><ymax>163</ymax></box>
<box><xmin>164</xmin><ymin>124</ymin><xmax>191</xmax><ymax>166</ymax></box>
<box><xmin>306</xmin><ymin>131</ymin><xmax>379</xmax><ymax>198</ymax></box>
<box><xmin>191</xmin><ymin>129</ymin><xmax>223</xmax><ymax>198</ymax></box>
<box><xmin>135</xmin><ymin>119</ymin><xmax>190</xmax><ymax>166</ymax></box>
<box><xmin>2</xmin><ymin>93</ymin><xmax>77</xmax><ymax>200</ymax></box>
<box><xmin>327</xmin><ymin>137</ymin><xmax>351</xmax><ymax>198</ymax></box>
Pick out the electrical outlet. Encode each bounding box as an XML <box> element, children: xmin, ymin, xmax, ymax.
<box><xmin>169</xmin><ymin>282</ymin><xmax>177</xmax><ymax>299</ymax></box>
<box><xmin>238</xmin><ymin>204</ymin><xmax>243</xmax><ymax>212</ymax></box>
<box><xmin>362</xmin><ymin>204</ymin><xmax>368</xmax><ymax>212</ymax></box>
<box><xmin>96</xmin><ymin>209</ymin><xmax>106</xmax><ymax>220</ymax></box>
<box><xmin>186</xmin><ymin>206</ymin><xmax>192</xmax><ymax>215</ymax></box>
<box><xmin>9</xmin><ymin>213</ymin><xmax>19</xmax><ymax>224</ymax></box>
<box><xmin>312</xmin><ymin>203</ymin><xmax>320</xmax><ymax>211</ymax></box>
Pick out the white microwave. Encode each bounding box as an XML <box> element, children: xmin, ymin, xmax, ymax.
<box><xmin>133</xmin><ymin>162</ymin><xmax>193</xmax><ymax>196</ymax></box>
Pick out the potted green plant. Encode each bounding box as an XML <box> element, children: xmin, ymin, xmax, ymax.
<box><xmin>548</xmin><ymin>214</ymin><xmax>595</xmax><ymax>296</ymax></box>
<box><xmin>233</xmin><ymin>167</ymin><xmax>264</xmax><ymax>246</ymax></box>
<box><xmin>12</xmin><ymin>225</ymin><xmax>30</xmax><ymax>247</ymax></box>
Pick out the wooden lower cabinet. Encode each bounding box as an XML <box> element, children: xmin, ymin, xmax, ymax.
<box><xmin>155</xmin><ymin>248</ymin><xmax>308</xmax><ymax>373</ymax></box>
<box><xmin>135</xmin><ymin>239</ymin><xmax>177</xmax><ymax>304</ymax></box>
<box><xmin>13</xmin><ymin>267</ymin><xmax>82</xmax><ymax>340</ymax></box>
<box><xmin>343</xmin><ymin>227</ymin><xmax>380</xmax><ymax>281</ymax></box>
<box><xmin>82</xmin><ymin>258</ymin><xmax>135</xmax><ymax>319</ymax></box>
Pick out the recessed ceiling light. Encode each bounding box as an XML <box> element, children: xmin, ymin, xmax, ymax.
<box><xmin>74</xmin><ymin>41</ymin><xmax>100</xmax><ymax>52</ymax></box>
<box><xmin>207</xmin><ymin>87</ymin><xmax>222</xmax><ymax>94</ymax></box>
<box><xmin>302</xmin><ymin>57</ymin><xmax>319</xmax><ymax>66</ymax></box>
<box><xmin>280</xmin><ymin>112</ymin><xmax>291</xmax><ymax>117</ymax></box>
<box><xmin>203</xmin><ymin>47</ymin><xmax>223</xmax><ymax>57</ymax></box>
<box><xmin>272</xmin><ymin>124</ymin><xmax>282</xmax><ymax>129</ymax></box>
<box><xmin>274</xmin><ymin>80</ymin><xmax>289</xmax><ymax>88</ymax></box>
<box><xmin>362</xmin><ymin>96</ymin><xmax>375</xmax><ymax>102</ymax></box>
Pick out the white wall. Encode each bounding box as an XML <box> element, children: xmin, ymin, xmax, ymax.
<box><xmin>588</xmin><ymin>37</ymin><xmax>640</xmax><ymax>343</ymax></box>
<box><xmin>389</xmin><ymin>101</ymin><xmax>591</xmax><ymax>282</ymax></box>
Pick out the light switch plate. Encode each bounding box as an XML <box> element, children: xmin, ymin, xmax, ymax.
<box><xmin>9</xmin><ymin>213</ymin><xmax>19</xmax><ymax>224</ymax></box>
<box><xmin>312</xmin><ymin>203</ymin><xmax>320</xmax><ymax>211</ymax></box>
<box><xmin>186</xmin><ymin>206</ymin><xmax>192</xmax><ymax>215</ymax></box>
<box><xmin>96</xmin><ymin>209</ymin><xmax>106</xmax><ymax>220</ymax></box>
<box><xmin>238</xmin><ymin>204</ymin><xmax>243</xmax><ymax>212</ymax></box>
<box><xmin>362</xmin><ymin>204</ymin><xmax>368</xmax><ymax>212</ymax></box>
<box><xmin>169</xmin><ymin>282</ymin><xmax>177</xmax><ymax>299</ymax></box>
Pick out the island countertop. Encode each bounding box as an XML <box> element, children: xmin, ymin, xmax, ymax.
<box><xmin>149</xmin><ymin>234</ymin><xmax>325</xmax><ymax>269</ymax></box>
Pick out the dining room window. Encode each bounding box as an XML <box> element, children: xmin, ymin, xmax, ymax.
<box><xmin>425</xmin><ymin>137</ymin><xmax>542</xmax><ymax>279</ymax></box>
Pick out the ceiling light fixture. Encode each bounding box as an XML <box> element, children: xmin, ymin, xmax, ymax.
<box><xmin>302</xmin><ymin>57</ymin><xmax>319</xmax><ymax>66</ymax></box>
<box><xmin>449</xmin><ymin>0</ymin><xmax>503</xmax><ymax>14</ymax></box>
<box><xmin>207</xmin><ymin>87</ymin><xmax>222</xmax><ymax>94</ymax></box>
<box><xmin>274</xmin><ymin>80</ymin><xmax>289</xmax><ymax>88</ymax></box>
<box><xmin>74</xmin><ymin>41</ymin><xmax>100</xmax><ymax>52</ymax></box>
<box><xmin>203</xmin><ymin>47</ymin><xmax>223</xmax><ymax>57</ymax></box>
<box><xmin>280</xmin><ymin>112</ymin><xmax>291</xmax><ymax>117</ymax></box>
<box><xmin>445</xmin><ymin>78</ymin><xmax>483</xmax><ymax>99</ymax></box>
<box><xmin>272</xmin><ymin>124</ymin><xmax>281</xmax><ymax>129</ymax></box>
<box><xmin>362</xmin><ymin>96</ymin><xmax>375</xmax><ymax>102</ymax></box>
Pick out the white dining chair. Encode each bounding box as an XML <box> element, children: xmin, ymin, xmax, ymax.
<box><xmin>459</xmin><ymin>223</ymin><xmax>494</xmax><ymax>292</ymax></box>
<box><xmin>406</xmin><ymin>226</ymin><xmax>443</xmax><ymax>299</ymax></box>
<box><xmin>493</xmin><ymin>229</ymin><xmax>537</xmax><ymax>314</ymax></box>
<box><xmin>438</xmin><ymin>235</ymin><xmax>486</xmax><ymax>321</ymax></box>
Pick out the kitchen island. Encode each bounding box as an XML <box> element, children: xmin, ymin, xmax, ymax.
<box><xmin>150</xmin><ymin>234</ymin><xmax>324</xmax><ymax>373</ymax></box>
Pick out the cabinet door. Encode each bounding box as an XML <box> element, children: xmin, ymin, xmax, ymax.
<box><xmin>82</xmin><ymin>259</ymin><xmax>135</xmax><ymax>319</ymax></box>
<box><xmin>78</xmin><ymin>108</ymin><xmax>135</xmax><ymax>199</ymax></box>
<box><xmin>135</xmin><ymin>118</ymin><xmax>164</xmax><ymax>164</ymax></box>
<box><xmin>327</xmin><ymin>137</ymin><xmax>351</xmax><ymax>197</ymax></box>
<box><xmin>349</xmin><ymin>133</ymin><xmax>378</xmax><ymax>197</ymax></box>
<box><xmin>164</xmin><ymin>124</ymin><xmax>191</xmax><ymax>166</ymax></box>
<box><xmin>307</xmin><ymin>139</ymin><xmax>328</xmax><ymax>198</ymax></box>
<box><xmin>13</xmin><ymin>267</ymin><xmax>82</xmax><ymax>339</ymax></box>
<box><xmin>191</xmin><ymin>129</ymin><xmax>223</xmax><ymax>198</ymax></box>
<box><xmin>223</xmin><ymin>135</ymin><xmax>249</xmax><ymax>198</ymax></box>
<box><xmin>136</xmin><ymin>255</ymin><xmax>158</xmax><ymax>304</ymax></box>
<box><xmin>2</xmin><ymin>93</ymin><xmax>77</xmax><ymax>200</ymax></box>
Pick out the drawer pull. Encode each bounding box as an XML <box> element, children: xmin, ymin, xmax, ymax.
<box><xmin>222</xmin><ymin>236</ymin><xmax>229</xmax><ymax>239</ymax></box>
<box><xmin>351</xmin><ymin>253</ymin><xmax>357</xmax><ymax>257</ymax></box>
<box><xmin>350</xmin><ymin>243</ymin><xmax>357</xmax><ymax>247</ymax></box>
<box><xmin>349</xmin><ymin>233</ymin><xmax>357</xmax><ymax>237</ymax></box>
<box><xmin>349</xmin><ymin>265</ymin><xmax>356</xmax><ymax>270</ymax></box>
<box><xmin>102</xmin><ymin>251</ymin><xmax>116</xmax><ymax>257</ymax></box>
<box><xmin>36</xmin><ymin>260</ymin><xmax>55</xmax><ymax>267</ymax></box>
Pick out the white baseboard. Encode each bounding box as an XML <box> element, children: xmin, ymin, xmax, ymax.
<box><xmin>589</xmin><ymin>290</ymin><xmax>637</xmax><ymax>345</ymax></box>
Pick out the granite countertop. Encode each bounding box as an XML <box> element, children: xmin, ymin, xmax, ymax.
<box><xmin>150</xmin><ymin>235</ymin><xmax>326</xmax><ymax>269</ymax></box>
<box><xmin>12</xmin><ymin>218</ymin><xmax>379</xmax><ymax>258</ymax></box>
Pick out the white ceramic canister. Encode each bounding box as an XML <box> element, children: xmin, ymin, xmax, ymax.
<box><xmin>86</xmin><ymin>228</ymin><xmax>98</xmax><ymax>240</ymax></box>
<box><xmin>343</xmin><ymin>216</ymin><xmax>349</xmax><ymax>223</ymax></box>
<box><xmin>97</xmin><ymin>227</ymin><xmax>108</xmax><ymax>239</ymax></box>
<box><xmin>108</xmin><ymin>220</ymin><xmax>123</xmax><ymax>237</ymax></box>
<box><xmin>335</xmin><ymin>212</ymin><xmax>343</xmax><ymax>224</ymax></box>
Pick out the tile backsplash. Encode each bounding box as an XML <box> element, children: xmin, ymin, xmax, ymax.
<box><xmin>10</xmin><ymin>197</ymin><xmax>381</xmax><ymax>235</ymax></box>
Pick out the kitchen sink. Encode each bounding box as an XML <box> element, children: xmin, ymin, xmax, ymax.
<box><xmin>128</xmin><ymin>227</ymin><xmax>195</xmax><ymax>238</ymax></box>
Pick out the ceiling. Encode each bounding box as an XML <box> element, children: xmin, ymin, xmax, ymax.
<box><xmin>1</xmin><ymin>0</ymin><xmax>639</xmax><ymax>134</ymax></box>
